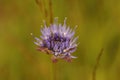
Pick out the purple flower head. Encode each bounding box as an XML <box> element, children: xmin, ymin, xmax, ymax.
<box><xmin>32</xmin><ymin>17</ymin><xmax>78</xmax><ymax>62</ymax></box>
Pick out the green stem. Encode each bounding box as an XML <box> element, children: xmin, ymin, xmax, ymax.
<box><xmin>52</xmin><ymin>63</ymin><xmax>57</xmax><ymax>80</ymax></box>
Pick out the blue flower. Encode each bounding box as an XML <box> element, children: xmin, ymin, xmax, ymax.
<box><xmin>32</xmin><ymin>18</ymin><xmax>78</xmax><ymax>62</ymax></box>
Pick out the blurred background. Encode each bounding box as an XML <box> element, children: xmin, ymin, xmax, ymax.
<box><xmin>0</xmin><ymin>0</ymin><xmax>120</xmax><ymax>80</ymax></box>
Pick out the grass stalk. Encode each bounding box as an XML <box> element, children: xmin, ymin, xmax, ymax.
<box><xmin>92</xmin><ymin>48</ymin><xmax>104</xmax><ymax>80</ymax></box>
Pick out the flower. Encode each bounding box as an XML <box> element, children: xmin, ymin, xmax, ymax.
<box><xmin>32</xmin><ymin>17</ymin><xmax>78</xmax><ymax>62</ymax></box>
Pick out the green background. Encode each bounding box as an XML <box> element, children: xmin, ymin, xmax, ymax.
<box><xmin>0</xmin><ymin>0</ymin><xmax>120</xmax><ymax>80</ymax></box>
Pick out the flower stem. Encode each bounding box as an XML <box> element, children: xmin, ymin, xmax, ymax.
<box><xmin>52</xmin><ymin>62</ymin><xmax>57</xmax><ymax>80</ymax></box>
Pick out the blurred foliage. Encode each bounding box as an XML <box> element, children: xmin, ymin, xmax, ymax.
<box><xmin>0</xmin><ymin>0</ymin><xmax>120</xmax><ymax>80</ymax></box>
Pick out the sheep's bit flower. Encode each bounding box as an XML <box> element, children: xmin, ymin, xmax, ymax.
<box><xmin>32</xmin><ymin>18</ymin><xmax>78</xmax><ymax>62</ymax></box>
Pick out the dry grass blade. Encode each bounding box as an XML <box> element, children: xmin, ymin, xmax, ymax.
<box><xmin>35</xmin><ymin>0</ymin><xmax>43</xmax><ymax>13</ymax></box>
